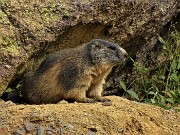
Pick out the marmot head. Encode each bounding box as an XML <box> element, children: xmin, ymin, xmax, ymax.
<box><xmin>89</xmin><ymin>39</ymin><xmax>128</xmax><ymax>66</ymax></box>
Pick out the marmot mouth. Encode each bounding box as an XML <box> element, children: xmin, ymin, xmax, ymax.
<box><xmin>115</xmin><ymin>46</ymin><xmax>128</xmax><ymax>61</ymax></box>
<box><xmin>119</xmin><ymin>47</ymin><xmax>128</xmax><ymax>57</ymax></box>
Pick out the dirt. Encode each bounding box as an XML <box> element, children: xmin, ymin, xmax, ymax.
<box><xmin>0</xmin><ymin>96</ymin><xmax>180</xmax><ymax>135</ymax></box>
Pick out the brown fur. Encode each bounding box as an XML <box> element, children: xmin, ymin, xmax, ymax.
<box><xmin>23</xmin><ymin>39</ymin><xmax>127</xmax><ymax>104</ymax></box>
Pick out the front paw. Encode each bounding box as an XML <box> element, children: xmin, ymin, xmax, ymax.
<box><xmin>95</xmin><ymin>97</ymin><xmax>111</xmax><ymax>102</ymax></box>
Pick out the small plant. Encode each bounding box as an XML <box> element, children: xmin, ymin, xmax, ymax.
<box><xmin>120</xmin><ymin>28</ymin><xmax>180</xmax><ymax>109</ymax></box>
<box><xmin>119</xmin><ymin>80</ymin><xmax>139</xmax><ymax>101</ymax></box>
<box><xmin>5</xmin><ymin>83</ymin><xmax>23</xmax><ymax>97</ymax></box>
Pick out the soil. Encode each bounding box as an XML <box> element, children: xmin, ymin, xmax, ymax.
<box><xmin>0</xmin><ymin>96</ymin><xmax>180</xmax><ymax>135</ymax></box>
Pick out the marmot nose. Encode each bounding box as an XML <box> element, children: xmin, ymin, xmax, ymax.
<box><xmin>119</xmin><ymin>47</ymin><xmax>128</xmax><ymax>58</ymax></box>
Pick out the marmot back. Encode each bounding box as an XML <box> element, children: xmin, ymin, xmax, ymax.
<box><xmin>23</xmin><ymin>39</ymin><xmax>128</xmax><ymax>104</ymax></box>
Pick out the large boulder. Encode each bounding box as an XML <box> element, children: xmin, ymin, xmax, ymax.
<box><xmin>0</xmin><ymin>0</ymin><xmax>179</xmax><ymax>96</ymax></box>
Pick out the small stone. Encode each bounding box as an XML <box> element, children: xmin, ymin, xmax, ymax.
<box><xmin>2</xmin><ymin>101</ymin><xmax>16</xmax><ymax>107</ymax></box>
<box><xmin>4</xmin><ymin>65</ymin><xmax>11</xmax><ymax>69</ymax></box>
<box><xmin>24</xmin><ymin>122</ymin><xmax>34</xmax><ymax>132</ymax></box>
<box><xmin>14</xmin><ymin>127</ymin><xmax>26</xmax><ymax>135</ymax></box>
<box><xmin>46</xmin><ymin>130</ymin><xmax>52</xmax><ymax>135</ymax></box>
<box><xmin>0</xmin><ymin>99</ymin><xmax>5</xmax><ymax>106</ymax></box>
<box><xmin>59</xmin><ymin>128</ymin><xmax>63</xmax><ymax>135</ymax></box>
<box><xmin>46</xmin><ymin>127</ymin><xmax>53</xmax><ymax>131</ymax></box>
<box><xmin>87</xmin><ymin>131</ymin><xmax>95</xmax><ymax>135</ymax></box>
<box><xmin>29</xmin><ymin>111</ymin><xmax>43</xmax><ymax>122</ymax></box>
<box><xmin>37</xmin><ymin>126</ymin><xmax>44</xmax><ymax>135</ymax></box>
<box><xmin>46</xmin><ymin>126</ymin><xmax>56</xmax><ymax>134</ymax></box>
<box><xmin>55</xmin><ymin>119</ymin><xmax>62</xmax><ymax>126</ymax></box>
<box><xmin>0</xmin><ymin>126</ymin><xmax>8</xmax><ymax>135</ymax></box>
<box><xmin>118</xmin><ymin>128</ymin><xmax>124</xmax><ymax>133</ymax></box>
<box><xmin>102</xmin><ymin>101</ymin><xmax>112</xmax><ymax>106</ymax></box>
<box><xmin>0</xmin><ymin>118</ymin><xmax>4</xmax><ymax>126</ymax></box>
<box><xmin>169</xmin><ymin>109</ymin><xmax>175</xmax><ymax>113</ymax></box>
<box><xmin>64</xmin><ymin>124</ymin><xmax>74</xmax><ymax>130</ymax></box>
<box><xmin>58</xmin><ymin>100</ymin><xmax>68</xmax><ymax>104</ymax></box>
<box><xmin>44</xmin><ymin>115</ymin><xmax>54</xmax><ymax>122</ymax></box>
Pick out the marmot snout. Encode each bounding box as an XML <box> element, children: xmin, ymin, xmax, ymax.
<box><xmin>23</xmin><ymin>39</ymin><xmax>128</xmax><ymax>104</ymax></box>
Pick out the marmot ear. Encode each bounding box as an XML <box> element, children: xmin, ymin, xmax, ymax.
<box><xmin>90</xmin><ymin>41</ymin><xmax>102</xmax><ymax>64</ymax></box>
<box><xmin>92</xmin><ymin>41</ymin><xmax>103</xmax><ymax>48</ymax></box>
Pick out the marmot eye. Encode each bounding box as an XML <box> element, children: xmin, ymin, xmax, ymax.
<box><xmin>108</xmin><ymin>46</ymin><xmax>116</xmax><ymax>50</ymax></box>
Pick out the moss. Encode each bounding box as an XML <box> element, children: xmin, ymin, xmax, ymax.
<box><xmin>1</xmin><ymin>44</ymin><xmax>20</xmax><ymax>55</ymax></box>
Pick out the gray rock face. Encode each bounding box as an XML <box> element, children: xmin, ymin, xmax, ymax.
<box><xmin>0</xmin><ymin>0</ymin><xmax>179</xmax><ymax>96</ymax></box>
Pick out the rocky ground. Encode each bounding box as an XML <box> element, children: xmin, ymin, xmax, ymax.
<box><xmin>0</xmin><ymin>96</ymin><xmax>180</xmax><ymax>135</ymax></box>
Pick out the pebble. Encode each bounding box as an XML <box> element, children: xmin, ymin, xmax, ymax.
<box><xmin>118</xmin><ymin>128</ymin><xmax>124</xmax><ymax>133</ymax></box>
<box><xmin>64</xmin><ymin>124</ymin><xmax>74</xmax><ymax>130</ymax></box>
<box><xmin>102</xmin><ymin>101</ymin><xmax>112</xmax><ymax>106</ymax></box>
<box><xmin>37</xmin><ymin>126</ymin><xmax>44</xmax><ymax>135</ymax></box>
<box><xmin>58</xmin><ymin>100</ymin><xmax>68</xmax><ymax>104</ymax></box>
<box><xmin>55</xmin><ymin>119</ymin><xmax>62</xmax><ymax>126</ymax></box>
<box><xmin>0</xmin><ymin>126</ymin><xmax>8</xmax><ymax>135</ymax></box>
<box><xmin>46</xmin><ymin>130</ymin><xmax>52</xmax><ymax>135</ymax></box>
<box><xmin>44</xmin><ymin>115</ymin><xmax>53</xmax><ymax>122</ymax></box>
<box><xmin>24</xmin><ymin>122</ymin><xmax>35</xmax><ymax>132</ymax></box>
<box><xmin>4</xmin><ymin>65</ymin><xmax>11</xmax><ymax>69</ymax></box>
<box><xmin>29</xmin><ymin>111</ymin><xmax>43</xmax><ymax>122</ymax></box>
<box><xmin>46</xmin><ymin>127</ymin><xmax>54</xmax><ymax>131</ymax></box>
<box><xmin>169</xmin><ymin>109</ymin><xmax>175</xmax><ymax>113</ymax></box>
<box><xmin>14</xmin><ymin>127</ymin><xmax>26</xmax><ymax>135</ymax></box>
<box><xmin>87</xmin><ymin>131</ymin><xmax>96</xmax><ymax>135</ymax></box>
<box><xmin>2</xmin><ymin>101</ymin><xmax>16</xmax><ymax>107</ymax></box>
<box><xmin>59</xmin><ymin>128</ymin><xmax>63</xmax><ymax>135</ymax></box>
<box><xmin>0</xmin><ymin>99</ymin><xmax>5</xmax><ymax>106</ymax></box>
<box><xmin>0</xmin><ymin>118</ymin><xmax>4</xmax><ymax>126</ymax></box>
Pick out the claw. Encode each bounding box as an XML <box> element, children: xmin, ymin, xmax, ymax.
<box><xmin>77</xmin><ymin>98</ymin><xmax>96</xmax><ymax>103</ymax></box>
<box><xmin>95</xmin><ymin>97</ymin><xmax>111</xmax><ymax>102</ymax></box>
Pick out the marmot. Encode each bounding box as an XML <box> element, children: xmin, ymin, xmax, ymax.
<box><xmin>23</xmin><ymin>39</ymin><xmax>128</xmax><ymax>104</ymax></box>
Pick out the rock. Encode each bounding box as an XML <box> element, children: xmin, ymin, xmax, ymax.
<box><xmin>24</xmin><ymin>123</ymin><xmax>35</xmax><ymax>132</ymax></box>
<box><xmin>37</xmin><ymin>126</ymin><xmax>44</xmax><ymax>135</ymax></box>
<box><xmin>4</xmin><ymin>65</ymin><xmax>11</xmax><ymax>69</ymax></box>
<box><xmin>0</xmin><ymin>99</ymin><xmax>5</xmax><ymax>106</ymax></box>
<box><xmin>29</xmin><ymin>111</ymin><xmax>43</xmax><ymax>122</ymax></box>
<box><xmin>87</xmin><ymin>131</ymin><xmax>96</xmax><ymax>135</ymax></box>
<box><xmin>46</xmin><ymin>127</ymin><xmax>54</xmax><ymax>132</ymax></box>
<box><xmin>1</xmin><ymin>101</ymin><xmax>16</xmax><ymax>107</ymax></box>
<box><xmin>102</xmin><ymin>101</ymin><xmax>112</xmax><ymax>106</ymax></box>
<box><xmin>55</xmin><ymin>119</ymin><xmax>62</xmax><ymax>126</ymax></box>
<box><xmin>58</xmin><ymin>100</ymin><xmax>68</xmax><ymax>104</ymax></box>
<box><xmin>46</xmin><ymin>130</ymin><xmax>52</xmax><ymax>135</ymax></box>
<box><xmin>46</xmin><ymin>125</ymin><xmax>56</xmax><ymax>134</ymax></box>
<box><xmin>118</xmin><ymin>128</ymin><xmax>124</xmax><ymax>134</ymax></box>
<box><xmin>64</xmin><ymin>124</ymin><xmax>74</xmax><ymax>130</ymax></box>
<box><xmin>44</xmin><ymin>115</ymin><xmax>53</xmax><ymax>122</ymax></box>
<box><xmin>14</xmin><ymin>127</ymin><xmax>26</xmax><ymax>135</ymax></box>
<box><xmin>0</xmin><ymin>126</ymin><xmax>8</xmax><ymax>135</ymax></box>
<box><xmin>59</xmin><ymin>128</ymin><xmax>63</xmax><ymax>135</ymax></box>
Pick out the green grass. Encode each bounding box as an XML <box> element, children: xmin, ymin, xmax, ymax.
<box><xmin>120</xmin><ymin>27</ymin><xmax>180</xmax><ymax>109</ymax></box>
